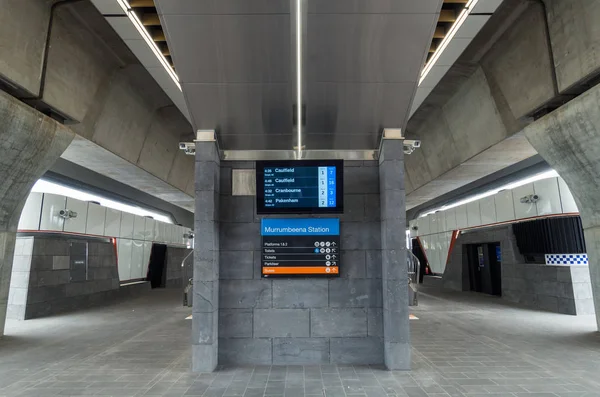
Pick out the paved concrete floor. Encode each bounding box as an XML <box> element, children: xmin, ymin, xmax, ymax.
<box><xmin>0</xmin><ymin>287</ymin><xmax>599</xmax><ymax>397</ymax></box>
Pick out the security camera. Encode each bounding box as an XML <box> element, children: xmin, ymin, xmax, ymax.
<box><xmin>59</xmin><ymin>209</ymin><xmax>78</xmax><ymax>219</ymax></box>
<box><xmin>403</xmin><ymin>140</ymin><xmax>421</xmax><ymax>155</ymax></box>
<box><xmin>520</xmin><ymin>194</ymin><xmax>540</xmax><ymax>204</ymax></box>
<box><xmin>179</xmin><ymin>142</ymin><xmax>196</xmax><ymax>156</ymax></box>
<box><xmin>405</xmin><ymin>139</ymin><xmax>421</xmax><ymax>148</ymax></box>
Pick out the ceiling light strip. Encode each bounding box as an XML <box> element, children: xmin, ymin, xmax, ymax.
<box><xmin>296</xmin><ymin>0</ymin><xmax>303</xmax><ymax>158</ymax></box>
<box><xmin>116</xmin><ymin>0</ymin><xmax>181</xmax><ymax>91</ymax></box>
<box><xmin>419</xmin><ymin>0</ymin><xmax>480</xmax><ymax>86</ymax></box>
<box><xmin>419</xmin><ymin>170</ymin><xmax>559</xmax><ymax>218</ymax></box>
<box><xmin>32</xmin><ymin>179</ymin><xmax>173</xmax><ymax>224</ymax></box>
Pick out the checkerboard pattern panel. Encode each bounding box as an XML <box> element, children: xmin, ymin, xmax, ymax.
<box><xmin>545</xmin><ymin>253</ymin><xmax>588</xmax><ymax>265</ymax></box>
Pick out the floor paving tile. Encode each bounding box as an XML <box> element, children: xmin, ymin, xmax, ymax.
<box><xmin>0</xmin><ymin>288</ymin><xmax>598</xmax><ymax>397</ymax></box>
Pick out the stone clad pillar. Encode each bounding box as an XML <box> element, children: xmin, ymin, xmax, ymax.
<box><xmin>192</xmin><ymin>131</ymin><xmax>220</xmax><ymax>372</ymax></box>
<box><xmin>379</xmin><ymin>131</ymin><xmax>411</xmax><ymax>369</ymax></box>
<box><xmin>0</xmin><ymin>91</ymin><xmax>74</xmax><ymax>336</ymax></box>
<box><xmin>525</xmin><ymin>85</ymin><xmax>600</xmax><ymax>330</ymax></box>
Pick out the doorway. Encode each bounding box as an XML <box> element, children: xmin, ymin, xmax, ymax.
<box><xmin>147</xmin><ymin>244</ymin><xmax>168</xmax><ymax>288</ymax></box>
<box><xmin>466</xmin><ymin>243</ymin><xmax>502</xmax><ymax>296</ymax></box>
<box><xmin>412</xmin><ymin>238</ymin><xmax>428</xmax><ymax>283</ymax></box>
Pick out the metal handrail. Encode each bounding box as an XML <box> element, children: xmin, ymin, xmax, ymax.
<box><xmin>182</xmin><ymin>250</ymin><xmax>194</xmax><ymax>307</ymax></box>
<box><xmin>181</xmin><ymin>249</ymin><xmax>194</xmax><ymax>268</ymax></box>
<box><xmin>407</xmin><ymin>251</ymin><xmax>420</xmax><ymax>306</ymax></box>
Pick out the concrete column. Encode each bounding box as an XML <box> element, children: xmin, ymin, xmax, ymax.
<box><xmin>0</xmin><ymin>91</ymin><xmax>74</xmax><ymax>336</ymax></box>
<box><xmin>525</xmin><ymin>84</ymin><xmax>600</xmax><ymax>330</ymax></box>
<box><xmin>379</xmin><ymin>135</ymin><xmax>411</xmax><ymax>369</ymax></box>
<box><xmin>192</xmin><ymin>136</ymin><xmax>220</xmax><ymax>372</ymax></box>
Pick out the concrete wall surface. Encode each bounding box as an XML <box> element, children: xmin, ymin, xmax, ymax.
<box><xmin>8</xmin><ymin>236</ymin><xmax>153</xmax><ymax>320</ymax></box>
<box><xmin>0</xmin><ymin>1</ymin><xmax>195</xmax><ymax>212</ymax></box>
<box><xmin>405</xmin><ymin>0</ymin><xmax>600</xmax><ymax>211</ymax></box>
<box><xmin>545</xmin><ymin>0</ymin><xmax>600</xmax><ymax>93</ymax></box>
<box><xmin>217</xmin><ymin>161</ymin><xmax>385</xmax><ymax>366</ymax></box>
<box><xmin>0</xmin><ymin>90</ymin><xmax>74</xmax><ymax>336</ymax></box>
<box><xmin>443</xmin><ymin>225</ymin><xmax>595</xmax><ymax>315</ymax></box>
<box><xmin>524</xmin><ymin>81</ymin><xmax>600</xmax><ymax>328</ymax></box>
<box><xmin>166</xmin><ymin>247</ymin><xmax>193</xmax><ymax>288</ymax></box>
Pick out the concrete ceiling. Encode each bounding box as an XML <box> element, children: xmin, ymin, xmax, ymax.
<box><xmin>155</xmin><ymin>0</ymin><xmax>443</xmax><ymax>151</ymax></box>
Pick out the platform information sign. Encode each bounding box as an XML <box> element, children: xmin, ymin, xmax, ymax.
<box><xmin>261</xmin><ymin>218</ymin><xmax>340</xmax><ymax>277</ymax></box>
<box><xmin>263</xmin><ymin>166</ymin><xmax>337</xmax><ymax>209</ymax></box>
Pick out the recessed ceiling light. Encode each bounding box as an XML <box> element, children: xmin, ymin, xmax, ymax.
<box><xmin>116</xmin><ymin>0</ymin><xmax>181</xmax><ymax>91</ymax></box>
<box><xmin>419</xmin><ymin>0</ymin><xmax>480</xmax><ymax>86</ymax></box>
<box><xmin>419</xmin><ymin>170</ymin><xmax>560</xmax><ymax>217</ymax></box>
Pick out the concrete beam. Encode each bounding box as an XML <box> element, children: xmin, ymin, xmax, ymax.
<box><xmin>0</xmin><ymin>90</ymin><xmax>74</xmax><ymax>335</ymax></box>
<box><xmin>406</xmin><ymin>132</ymin><xmax>537</xmax><ymax>210</ymax></box>
<box><xmin>545</xmin><ymin>0</ymin><xmax>600</xmax><ymax>93</ymax></box>
<box><xmin>61</xmin><ymin>137</ymin><xmax>194</xmax><ymax>212</ymax></box>
<box><xmin>524</xmin><ymin>82</ymin><xmax>600</xmax><ymax>330</ymax></box>
<box><xmin>0</xmin><ymin>1</ymin><xmax>195</xmax><ymax>213</ymax></box>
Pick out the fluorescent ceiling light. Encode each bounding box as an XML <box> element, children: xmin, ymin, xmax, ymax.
<box><xmin>419</xmin><ymin>170</ymin><xmax>560</xmax><ymax>218</ymax></box>
<box><xmin>419</xmin><ymin>0</ymin><xmax>480</xmax><ymax>86</ymax></box>
<box><xmin>32</xmin><ymin>179</ymin><xmax>173</xmax><ymax>224</ymax></box>
<box><xmin>117</xmin><ymin>0</ymin><xmax>181</xmax><ymax>91</ymax></box>
<box><xmin>296</xmin><ymin>0</ymin><xmax>303</xmax><ymax>157</ymax></box>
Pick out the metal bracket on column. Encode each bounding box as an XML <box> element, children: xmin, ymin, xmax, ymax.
<box><xmin>379</xmin><ymin>128</ymin><xmax>421</xmax><ymax>156</ymax></box>
<box><xmin>195</xmin><ymin>130</ymin><xmax>217</xmax><ymax>142</ymax></box>
<box><xmin>379</xmin><ymin>128</ymin><xmax>403</xmax><ymax>161</ymax></box>
<box><xmin>180</xmin><ymin>130</ymin><xmax>220</xmax><ymax>156</ymax></box>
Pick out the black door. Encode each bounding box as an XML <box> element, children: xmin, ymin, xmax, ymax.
<box><xmin>467</xmin><ymin>243</ymin><xmax>501</xmax><ymax>296</ymax></box>
<box><xmin>148</xmin><ymin>244</ymin><xmax>168</xmax><ymax>288</ymax></box>
<box><xmin>412</xmin><ymin>238</ymin><xmax>427</xmax><ymax>284</ymax></box>
<box><xmin>488</xmin><ymin>243</ymin><xmax>502</xmax><ymax>296</ymax></box>
<box><xmin>467</xmin><ymin>244</ymin><xmax>484</xmax><ymax>293</ymax></box>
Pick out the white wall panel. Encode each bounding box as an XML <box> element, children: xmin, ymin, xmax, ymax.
<box><xmin>131</xmin><ymin>240</ymin><xmax>145</xmax><ymax>279</ymax></box>
<box><xmin>431</xmin><ymin>234</ymin><xmax>444</xmax><ymax>274</ymax></box>
<box><xmin>455</xmin><ymin>205</ymin><xmax>468</xmax><ymax>229</ymax></box>
<box><xmin>445</xmin><ymin>208</ymin><xmax>457</xmax><ymax>231</ymax></box>
<box><xmin>558</xmin><ymin>177</ymin><xmax>579</xmax><ymax>213</ymax></box>
<box><xmin>466</xmin><ymin>201</ymin><xmax>481</xmax><ymax>227</ymax></box>
<box><xmin>104</xmin><ymin>208</ymin><xmax>122</xmax><ymax>237</ymax></box>
<box><xmin>534</xmin><ymin>178</ymin><xmax>562</xmax><ymax>216</ymax></box>
<box><xmin>419</xmin><ymin>216</ymin><xmax>430</xmax><ymax>236</ymax></box>
<box><xmin>144</xmin><ymin>218</ymin><xmax>155</xmax><ymax>241</ymax></box>
<box><xmin>409</xmin><ymin>220</ymin><xmax>418</xmax><ymax>238</ymax></box>
<box><xmin>143</xmin><ymin>241</ymin><xmax>152</xmax><ymax>276</ymax></box>
<box><xmin>495</xmin><ymin>190</ymin><xmax>515</xmax><ymax>222</ymax></box>
<box><xmin>176</xmin><ymin>226</ymin><xmax>184</xmax><ymax>245</ymax></box>
<box><xmin>513</xmin><ymin>183</ymin><xmax>537</xmax><ymax>219</ymax></box>
<box><xmin>430</xmin><ymin>213</ymin><xmax>439</xmax><ymax>234</ymax></box>
<box><xmin>39</xmin><ymin>194</ymin><xmax>66</xmax><ymax>231</ymax></box>
<box><xmin>437</xmin><ymin>212</ymin><xmax>447</xmax><ymax>233</ymax></box>
<box><xmin>479</xmin><ymin>196</ymin><xmax>497</xmax><ymax>225</ymax></box>
<box><xmin>86</xmin><ymin>203</ymin><xmax>106</xmax><ymax>235</ymax></box>
<box><xmin>440</xmin><ymin>232</ymin><xmax>452</xmax><ymax>272</ymax></box>
<box><xmin>63</xmin><ymin>198</ymin><xmax>88</xmax><ymax>234</ymax></box>
<box><xmin>117</xmin><ymin>238</ymin><xmax>132</xmax><ymax>281</ymax></box>
<box><xmin>154</xmin><ymin>220</ymin><xmax>162</xmax><ymax>241</ymax></box>
<box><xmin>119</xmin><ymin>212</ymin><xmax>134</xmax><ymax>238</ymax></box>
<box><xmin>133</xmin><ymin>215</ymin><xmax>146</xmax><ymax>240</ymax></box>
<box><xmin>18</xmin><ymin>192</ymin><xmax>43</xmax><ymax>230</ymax></box>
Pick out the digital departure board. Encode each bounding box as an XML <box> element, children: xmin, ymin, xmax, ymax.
<box><xmin>261</xmin><ymin>218</ymin><xmax>340</xmax><ymax>278</ymax></box>
<box><xmin>256</xmin><ymin>160</ymin><xmax>344</xmax><ymax>214</ymax></box>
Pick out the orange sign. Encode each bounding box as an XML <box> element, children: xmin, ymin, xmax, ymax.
<box><xmin>263</xmin><ymin>266</ymin><xmax>339</xmax><ymax>275</ymax></box>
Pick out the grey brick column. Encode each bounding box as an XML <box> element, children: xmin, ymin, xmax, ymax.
<box><xmin>193</xmin><ymin>135</ymin><xmax>220</xmax><ymax>372</ymax></box>
<box><xmin>379</xmin><ymin>136</ymin><xmax>411</xmax><ymax>370</ymax></box>
<box><xmin>0</xmin><ymin>91</ymin><xmax>74</xmax><ymax>336</ymax></box>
